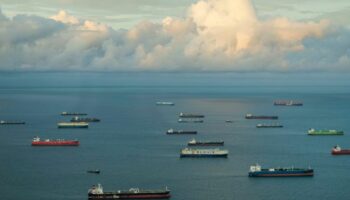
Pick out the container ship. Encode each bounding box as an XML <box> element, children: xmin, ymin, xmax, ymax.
<box><xmin>307</xmin><ymin>129</ymin><xmax>344</xmax><ymax>136</ymax></box>
<box><xmin>178</xmin><ymin>119</ymin><xmax>203</xmax><ymax>123</ymax></box>
<box><xmin>256</xmin><ymin>124</ymin><xmax>283</xmax><ymax>128</ymax></box>
<box><xmin>331</xmin><ymin>145</ymin><xmax>350</xmax><ymax>155</ymax></box>
<box><xmin>248</xmin><ymin>164</ymin><xmax>313</xmax><ymax>177</ymax></box>
<box><xmin>187</xmin><ymin>139</ymin><xmax>224</xmax><ymax>146</ymax></box>
<box><xmin>180</xmin><ymin>148</ymin><xmax>228</xmax><ymax>158</ymax></box>
<box><xmin>245</xmin><ymin>114</ymin><xmax>278</xmax><ymax>120</ymax></box>
<box><xmin>70</xmin><ymin>116</ymin><xmax>100</xmax><ymax>122</ymax></box>
<box><xmin>0</xmin><ymin>120</ymin><xmax>25</xmax><ymax>125</ymax></box>
<box><xmin>166</xmin><ymin>129</ymin><xmax>197</xmax><ymax>135</ymax></box>
<box><xmin>156</xmin><ymin>102</ymin><xmax>175</xmax><ymax>106</ymax></box>
<box><xmin>88</xmin><ymin>184</ymin><xmax>171</xmax><ymax>199</ymax></box>
<box><xmin>179</xmin><ymin>113</ymin><xmax>205</xmax><ymax>118</ymax></box>
<box><xmin>31</xmin><ymin>136</ymin><xmax>79</xmax><ymax>146</ymax></box>
<box><xmin>57</xmin><ymin>122</ymin><xmax>88</xmax><ymax>128</ymax></box>
<box><xmin>61</xmin><ymin>112</ymin><xmax>87</xmax><ymax>116</ymax></box>
<box><xmin>274</xmin><ymin>100</ymin><xmax>303</xmax><ymax>106</ymax></box>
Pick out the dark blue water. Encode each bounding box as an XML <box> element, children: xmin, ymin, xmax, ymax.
<box><xmin>0</xmin><ymin>72</ymin><xmax>350</xmax><ymax>200</ymax></box>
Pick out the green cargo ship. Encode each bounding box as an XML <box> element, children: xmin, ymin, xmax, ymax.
<box><xmin>308</xmin><ymin>128</ymin><xmax>344</xmax><ymax>136</ymax></box>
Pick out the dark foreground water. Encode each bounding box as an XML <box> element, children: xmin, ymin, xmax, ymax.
<box><xmin>0</xmin><ymin>72</ymin><xmax>350</xmax><ymax>200</ymax></box>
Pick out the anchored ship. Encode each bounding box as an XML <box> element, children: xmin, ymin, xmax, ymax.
<box><xmin>179</xmin><ymin>113</ymin><xmax>205</xmax><ymax>118</ymax></box>
<box><xmin>274</xmin><ymin>100</ymin><xmax>303</xmax><ymax>106</ymax></box>
<box><xmin>0</xmin><ymin>120</ymin><xmax>25</xmax><ymax>125</ymax></box>
<box><xmin>156</xmin><ymin>102</ymin><xmax>175</xmax><ymax>106</ymax></box>
<box><xmin>31</xmin><ymin>136</ymin><xmax>79</xmax><ymax>146</ymax></box>
<box><xmin>178</xmin><ymin>119</ymin><xmax>203</xmax><ymax>123</ymax></box>
<box><xmin>87</xmin><ymin>169</ymin><xmax>100</xmax><ymax>174</ymax></box>
<box><xmin>166</xmin><ymin>129</ymin><xmax>197</xmax><ymax>135</ymax></box>
<box><xmin>307</xmin><ymin>128</ymin><xmax>344</xmax><ymax>136</ymax></box>
<box><xmin>58</xmin><ymin>122</ymin><xmax>88</xmax><ymax>128</ymax></box>
<box><xmin>332</xmin><ymin>145</ymin><xmax>350</xmax><ymax>155</ymax></box>
<box><xmin>180</xmin><ymin>148</ymin><xmax>228</xmax><ymax>158</ymax></box>
<box><xmin>245</xmin><ymin>114</ymin><xmax>278</xmax><ymax>120</ymax></box>
<box><xmin>61</xmin><ymin>112</ymin><xmax>87</xmax><ymax>116</ymax></box>
<box><xmin>88</xmin><ymin>184</ymin><xmax>171</xmax><ymax>199</ymax></box>
<box><xmin>256</xmin><ymin>123</ymin><xmax>283</xmax><ymax>128</ymax></box>
<box><xmin>248</xmin><ymin>164</ymin><xmax>313</xmax><ymax>177</ymax></box>
<box><xmin>188</xmin><ymin>139</ymin><xmax>224</xmax><ymax>146</ymax></box>
<box><xmin>70</xmin><ymin>116</ymin><xmax>100</xmax><ymax>122</ymax></box>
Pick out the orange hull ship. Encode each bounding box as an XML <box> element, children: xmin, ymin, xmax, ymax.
<box><xmin>31</xmin><ymin>137</ymin><xmax>79</xmax><ymax>146</ymax></box>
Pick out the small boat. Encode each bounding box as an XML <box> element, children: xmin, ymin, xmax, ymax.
<box><xmin>179</xmin><ymin>113</ymin><xmax>205</xmax><ymax>118</ymax></box>
<box><xmin>57</xmin><ymin>122</ymin><xmax>89</xmax><ymax>128</ymax></box>
<box><xmin>188</xmin><ymin>139</ymin><xmax>224</xmax><ymax>146</ymax></box>
<box><xmin>178</xmin><ymin>119</ymin><xmax>203</xmax><ymax>123</ymax></box>
<box><xmin>88</xmin><ymin>184</ymin><xmax>171</xmax><ymax>199</ymax></box>
<box><xmin>256</xmin><ymin>124</ymin><xmax>283</xmax><ymax>128</ymax></box>
<box><xmin>70</xmin><ymin>116</ymin><xmax>100</xmax><ymax>122</ymax></box>
<box><xmin>245</xmin><ymin>114</ymin><xmax>278</xmax><ymax>120</ymax></box>
<box><xmin>31</xmin><ymin>136</ymin><xmax>79</xmax><ymax>146</ymax></box>
<box><xmin>87</xmin><ymin>169</ymin><xmax>100</xmax><ymax>174</ymax></box>
<box><xmin>156</xmin><ymin>102</ymin><xmax>175</xmax><ymax>106</ymax></box>
<box><xmin>248</xmin><ymin>164</ymin><xmax>313</xmax><ymax>177</ymax></box>
<box><xmin>0</xmin><ymin>120</ymin><xmax>25</xmax><ymax>125</ymax></box>
<box><xmin>166</xmin><ymin>129</ymin><xmax>197</xmax><ymax>135</ymax></box>
<box><xmin>180</xmin><ymin>148</ymin><xmax>228</xmax><ymax>158</ymax></box>
<box><xmin>331</xmin><ymin>145</ymin><xmax>350</xmax><ymax>155</ymax></box>
<box><xmin>307</xmin><ymin>128</ymin><xmax>344</xmax><ymax>136</ymax></box>
<box><xmin>61</xmin><ymin>112</ymin><xmax>87</xmax><ymax>116</ymax></box>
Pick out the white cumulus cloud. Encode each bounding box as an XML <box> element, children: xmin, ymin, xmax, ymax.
<box><xmin>0</xmin><ymin>0</ymin><xmax>349</xmax><ymax>72</ymax></box>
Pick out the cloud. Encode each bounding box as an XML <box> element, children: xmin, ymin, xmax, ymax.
<box><xmin>0</xmin><ymin>0</ymin><xmax>349</xmax><ymax>71</ymax></box>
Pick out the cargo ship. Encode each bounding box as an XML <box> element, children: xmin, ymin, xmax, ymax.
<box><xmin>31</xmin><ymin>136</ymin><xmax>79</xmax><ymax>146</ymax></box>
<box><xmin>331</xmin><ymin>145</ymin><xmax>350</xmax><ymax>155</ymax></box>
<box><xmin>61</xmin><ymin>112</ymin><xmax>87</xmax><ymax>116</ymax></box>
<box><xmin>256</xmin><ymin>123</ymin><xmax>283</xmax><ymax>128</ymax></box>
<box><xmin>180</xmin><ymin>148</ymin><xmax>228</xmax><ymax>158</ymax></box>
<box><xmin>88</xmin><ymin>184</ymin><xmax>171</xmax><ymax>199</ymax></box>
<box><xmin>274</xmin><ymin>100</ymin><xmax>303</xmax><ymax>106</ymax></box>
<box><xmin>187</xmin><ymin>139</ymin><xmax>224</xmax><ymax>146</ymax></box>
<box><xmin>166</xmin><ymin>129</ymin><xmax>197</xmax><ymax>135</ymax></box>
<box><xmin>248</xmin><ymin>164</ymin><xmax>313</xmax><ymax>177</ymax></box>
<box><xmin>179</xmin><ymin>113</ymin><xmax>205</xmax><ymax>118</ymax></box>
<box><xmin>307</xmin><ymin>128</ymin><xmax>344</xmax><ymax>136</ymax></box>
<box><xmin>0</xmin><ymin>120</ymin><xmax>25</xmax><ymax>125</ymax></box>
<box><xmin>57</xmin><ymin>122</ymin><xmax>88</xmax><ymax>128</ymax></box>
<box><xmin>156</xmin><ymin>102</ymin><xmax>175</xmax><ymax>106</ymax></box>
<box><xmin>178</xmin><ymin>119</ymin><xmax>203</xmax><ymax>123</ymax></box>
<box><xmin>70</xmin><ymin>116</ymin><xmax>100</xmax><ymax>122</ymax></box>
<box><xmin>245</xmin><ymin>114</ymin><xmax>278</xmax><ymax>120</ymax></box>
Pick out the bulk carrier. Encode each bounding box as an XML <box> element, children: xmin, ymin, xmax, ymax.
<box><xmin>31</xmin><ymin>136</ymin><xmax>79</xmax><ymax>146</ymax></box>
<box><xmin>248</xmin><ymin>164</ymin><xmax>313</xmax><ymax>177</ymax></box>
<box><xmin>88</xmin><ymin>184</ymin><xmax>171</xmax><ymax>199</ymax></box>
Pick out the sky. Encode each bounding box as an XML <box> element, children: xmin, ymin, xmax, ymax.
<box><xmin>0</xmin><ymin>0</ymin><xmax>350</xmax><ymax>72</ymax></box>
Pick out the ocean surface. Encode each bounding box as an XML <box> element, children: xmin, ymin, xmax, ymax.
<box><xmin>0</xmin><ymin>72</ymin><xmax>350</xmax><ymax>200</ymax></box>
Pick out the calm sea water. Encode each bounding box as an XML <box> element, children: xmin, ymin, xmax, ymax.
<box><xmin>0</xmin><ymin>72</ymin><xmax>349</xmax><ymax>200</ymax></box>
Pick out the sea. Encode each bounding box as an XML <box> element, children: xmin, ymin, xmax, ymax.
<box><xmin>0</xmin><ymin>72</ymin><xmax>349</xmax><ymax>200</ymax></box>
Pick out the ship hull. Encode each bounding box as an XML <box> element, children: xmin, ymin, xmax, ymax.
<box><xmin>256</xmin><ymin>126</ymin><xmax>283</xmax><ymax>128</ymax></box>
<box><xmin>246</xmin><ymin>116</ymin><xmax>278</xmax><ymax>120</ymax></box>
<box><xmin>188</xmin><ymin>142</ymin><xmax>224</xmax><ymax>146</ymax></box>
<box><xmin>332</xmin><ymin>150</ymin><xmax>350</xmax><ymax>155</ymax></box>
<box><xmin>249</xmin><ymin>170</ymin><xmax>313</xmax><ymax>177</ymax></box>
<box><xmin>308</xmin><ymin>133</ymin><xmax>343</xmax><ymax>136</ymax></box>
<box><xmin>180</xmin><ymin>154</ymin><xmax>228</xmax><ymax>158</ymax></box>
<box><xmin>89</xmin><ymin>193</ymin><xmax>170</xmax><ymax>199</ymax></box>
<box><xmin>167</xmin><ymin>132</ymin><xmax>197</xmax><ymax>135</ymax></box>
<box><xmin>178</xmin><ymin>120</ymin><xmax>203</xmax><ymax>123</ymax></box>
<box><xmin>32</xmin><ymin>141</ymin><xmax>79</xmax><ymax>146</ymax></box>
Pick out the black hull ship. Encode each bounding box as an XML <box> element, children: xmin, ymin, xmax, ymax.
<box><xmin>166</xmin><ymin>129</ymin><xmax>197</xmax><ymax>135</ymax></box>
<box><xmin>71</xmin><ymin>116</ymin><xmax>100</xmax><ymax>122</ymax></box>
<box><xmin>88</xmin><ymin>184</ymin><xmax>171</xmax><ymax>199</ymax></box>
<box><xmin>0</xmin><ymin>120</ymin><xmax>25</xmax><ymax>125</ymax></box>
<box><xmin>245</xmin><ymin>114</ymin><xmax>278</xmax><ymax>120</ymax></box>
<box><xmin>179</xmin><ymin>112</ymin><xmax>205</xmax><ymax>118</ymax></box>
<box><xmin>188</xmin><ymin>139</ymin><xmax>224</xmax><ymax>146</ymax></box>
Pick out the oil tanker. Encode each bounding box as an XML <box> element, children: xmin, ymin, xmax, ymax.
<box><xmin>307</xmin><ymin>129</ymin><xmax>344</xmax><ymax>136</ymax></box>
<box><xmin>245</xmin><ymin>114</ymin><xmax>278</xmax><ymax>120</ymax></box>
<box><xmin>179</xmin><ymin>113</ymin><xmax>205</xmax><ymax>118</ymax></box>
<box><xmin>31</xmin><ymin>136</ymin><xmax>79</xmax><ymax>146</ymax></box>
<box><xmin>256</xmin><ymin>123</ymin><xmax>283</xmax><ymax>128</ymax></box>
<box><xmin>0</xmin><ymin>120</ymin><xmax>25</xmax><ymax>125</ymax></box>
<box><xmin>166</xmin><ymin>129</ymin><xmax>197</xmax><ymax>135</ymax></box>
<box><xmin>61</xmin><ymin>112</ymin><xmax>87</xmax><ymax>116</ymax></box>
<box><xmin>88</xmin><ymin>184</ymin><xmax>171</xmax><ymax>199</ymax></box>
<box><xmin>187</xmin><ymin>139</ymin><xmax>224</xmax><ymax>146</ymax></box>
<box><xmin>332</xmin><ymin>145</ymin><xmax>350</xmax><ymax>155</ymax></box>
<box><xmin>248</xmin><ymin>164</ymin><xmax>313</xmax><ymax>177</ymax></box>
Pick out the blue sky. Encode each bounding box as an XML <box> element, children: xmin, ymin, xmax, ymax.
<box><xmin>0</xmin><ymin>0</ymin><xmax>349</xmax><ymax>72</ymax></box>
